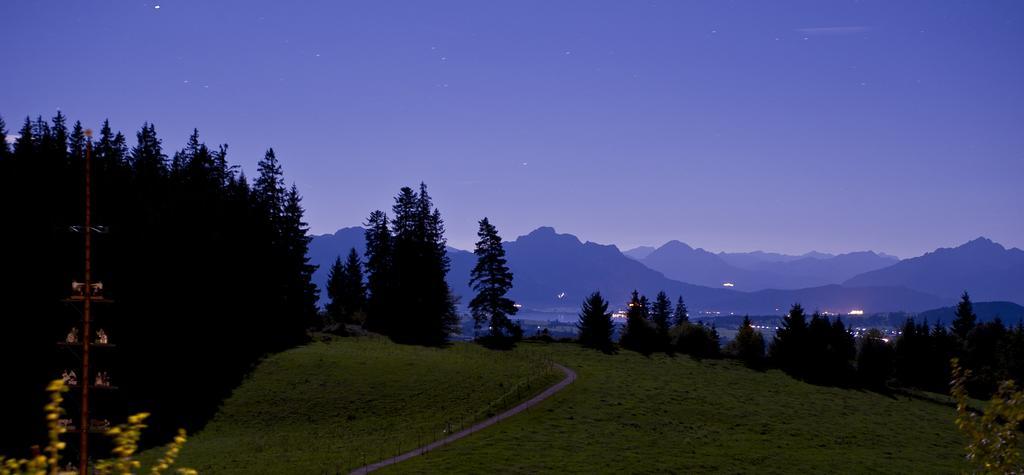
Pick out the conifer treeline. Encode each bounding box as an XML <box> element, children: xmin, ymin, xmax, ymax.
<box><xmin>0</xmin><ymin>113</ymin><xmax>317</xmax><ymax>452</ymax></box>
<box><xmin>573</xmin><ymin>288</ymin><xmax>1022</xmax><ymax>396</ymax></box>
<box><xmin>893</xmin><ymin>292</ymin><xmax>1024</xmax><ymax>396</ymax></box>
<box><xmin>360</xmin><ymin>184</ymin><xmax>459</xmax><ymax>345</ymax></box>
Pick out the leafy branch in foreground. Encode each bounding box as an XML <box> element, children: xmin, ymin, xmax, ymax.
<box><xmin>0</xmin><ymin>380</ymin><xmax>196</xmax><ymax>475</ymax></box>
<box><xmin>951</xmin><ymin>358</ymin><xmax>1024</xmax><ymax>473</ymax></box>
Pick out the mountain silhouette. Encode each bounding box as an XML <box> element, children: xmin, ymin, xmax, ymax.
<box><xmin>844</xmin><ymin>237</ymin><xmax>1024</xmax><ymax>303</ymax></box>
<box><xmin>311</xmin><ymin>226</ymin><xmax>947</xmax><ymax>315</ymax></box>
<box><xmin>640</xmin><ymin>241</ymin><xmax>897</xmax><ymax>290</ymax></box>
<box><xmin>622</xmin><ymin>246</ymin><xmax>656</xmax><ymax>260</ymax></box>
<box><xmin>308</xmin><ymin>227</ymin><xmax>366</xmax><ymax>297</ymax></box>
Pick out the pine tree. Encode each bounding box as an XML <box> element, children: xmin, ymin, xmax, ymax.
<box><xmin>927</xmin><ymin>320</ymin><xmax>957</xmax><ymax>390</ymax></box>
<box><xmin>672</xmin><ymin>296</ymin><xmax>689</xmax><ymax>326</ymax></box>
<box><xmin>895</xmin><ymin>318</ymin><xmax>931</xmax><ymax>389</ymax></box>
<box><xmin>130</xmin><ymin>123</ymin><xmax>167</xmax><ymax>179</ymax></box>
<box><xmin>577</xmin><ymin>291</ymin><xmax>614</xmax><ymax>352</ymax></box>
<box><xmin>380</xmin><ymin>184</ymin><xmax>459</xmax><ymax>345</ymax></box>
<box><xmin>650</xmin><ymin>291</ymin><xmax>672</xmax><ymax>333</ymax></box>
<box><xmin>282</xmin><ymin>185</ymin><xmax>319</xmax><ymax>329</ymax></box>
<box><xmin>730</xmin><ymin>316</ymin><xmax>765</xmax><ymax>367</ymax></box>
<box><xmin>363</xmin><ymin>210</ymin><xmax>392</xmax><ymax>334</ymax></box>
<box><xmin>469</xmin><ymin>217</ymin><xmax>518</xmax><ymax>340</ymax></box>
<box><xmin>50</xmin><ymin>111</ymin><xmax>68</xmax><ymax>160</ymax></box>
<box><xmin>620</xmin><ymin>290</ymin><xmax>656</xmax><ymax>354</ymax></box>
<box><xmin>413</xmin><ymin>184</ymin><xmax>458</xmax><ymax>344</ymax></box>
<box><xmin>857</xmin><ymin>329</ymin><xmax>895</xmax><ymax>388</ymax></box>
<box><xmin>0</xmin><ymin>116</ymin><xmax>9</xmax><ymax>161</ymax></box>
<box><xmin>650</xmin><ymin>291</ymin><xmax>672</xmax><ymax>349</ymax></box>
<box><xmin>95</xmin><ymin>120</ymin><xmax>116</xmax><ymax>162</ymax></box>
<box><xmin>341</xmin><ymin>248</ymin><xmax>366</xmax><ymax>320</ymax></box>
<box><xmin>68</xmin><ymin>121</ymin><xmax>85</xmax><ymax>161</ymax></box>
<box><xmin>31</xmin><ymin>116</ymin><xmax>52</xmax><ymax>156</ymax></box>
<box><xmin>325</xmin><ymin>256</ymin><xmax>346</xmax><ymax>321</ymax></box>
<box><xmin>829</xmin><ymin>317</ymin><xmax>856</xmax><ymax>383</ymax></box>
<box><xmin>952</xmin><ymin>291</ymin><xmax>977</xmax><ymax>341</ymax></box>
<box><xmin>771</xmin><ymin>303</ymin><xmax>808</xmax><ymax>374</ymax></box>
<box><xmin>13</xmin><ymin>117</ymin><xmax>34</xmax><ymax>159</ymax></box>
<box><xmin>253</xmin><ymin>148</ymin><xmax>285</xmax><ymax>221</ymax></box>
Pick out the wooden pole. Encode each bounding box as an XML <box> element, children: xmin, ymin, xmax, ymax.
<box><xmin>79</xmin><ymin>135</ymin><xmax>93</xmax><ymax>475</ymax></box>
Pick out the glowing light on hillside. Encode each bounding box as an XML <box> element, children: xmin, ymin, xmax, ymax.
<box><xmin>848</xmin><ymin>309</ymin><xmax>865</xmax><ymax>315</ymax></box>
<box><xmin>722</xmin><ymin>282</ymin><xmax>735</xmax><ymax>287</ymax></box>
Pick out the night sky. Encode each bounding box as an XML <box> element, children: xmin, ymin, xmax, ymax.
<box><xmin>3</xmin><ymin>1</ymin><xmax>1022</xmax><ymax>257</ymax></box>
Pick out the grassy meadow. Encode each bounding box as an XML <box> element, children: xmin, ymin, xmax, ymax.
<box><xmin>144</xmin><ymin>336</ymin><xmax>560</xmax><ymax>474</ymax></box>
<box><xmin>386</xmin><ymin>343</ymin><xmax>966</xmax><ymax>474</ymax></box>
<box><xmin>154</xmin><ymin>337</ymin><xmax>966</xmax><ymax>474</ymax></box>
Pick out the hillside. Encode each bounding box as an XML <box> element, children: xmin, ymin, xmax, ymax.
<box><xmin>845</xmin><ymin>237</ymin><xmax>1024</xmax><ymax>304</ymax></box>
<box><xmin>148</xmin><ymin>337</ymin><xmax>560</xmax><ymax>474</ymax></box>
<box><xmin>163</xmin><ymin>338</ymin><xmax>965</xmax><ymax>473</ymax></box>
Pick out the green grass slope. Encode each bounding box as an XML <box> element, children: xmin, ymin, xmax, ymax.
<box><xmin>385</xmin><ymin>343</ymin><xmax>966</xmax><ymax>474</ymax></box>
<box><xmin>150</xmin><ymin>336</ymin><xmax>560</xmax><ymax>474</ymax></box>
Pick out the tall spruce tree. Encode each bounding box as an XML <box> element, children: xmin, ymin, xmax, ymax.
<box><xmin>415</xmin><ymin>184</ymin><xmax>458</xmax><ymax>344</ymax></box>
<box><xmin>650</xmin><ymin>291</ymin><xmax>672</xmax><ymax>332</ymax></box>
<box><xmin>254</xmin><ymin>148</ymin><xmax>285</xmax><ymax>221</ymax></box>
<box><xmin>0</xmin><ymin>116</ymin><xmax>9</xmax><ymax>160</ymax></box>
<box><xmin>363</xmin><ymin>210</ymin><xmax>392</xmax><ymax>334</ymax></box>
<box><xmin>828</xmin><ymin>317</ymin><xmax>856</xmax><ymax>383</ymax></box>
<box><xmin>13</xmin><ymin>117</ymin><xmax>34</xmax><ymax>159</ymax></box>
<box><xmin>282</xmin><ymin>184</ymin><xmax>319</xmax><ymax>329</ymax></box>
<box><xmin>577</xmin><ymin>291</ymin><xmax>614</xmax><ymax>352</ymax></box>
<box><xmin>130</xmin><ymin>122</ymin><xmax>166</xmax><ymax>178</ymax></box>
<box><xmin>672</xmin><ymin>296</ymin><xmax>689</xmax><ymax>326</ymax></box>
<box><xmin>68</xmin><ymin>121</ymin><xmax>85</xmax><ymax>161</ymax></box>
<box><xmin>386</xmin><ymin>184</ymin><xmax>458</xmax><ymax>345</ymax></box>
<box><xmin>50</xmin><ymin>111</ymin><xmax>68</xmax><ymax>160</ymax></box>
<box><xmin>952</xmin><ymin>291</ymin><xmax>977</xmax><ymax>341</ymax></box>
<box><xmin>857</xmin><ymin>329</ymin><xmax>895</xmax><ymax>388</ymax></box>
<box><xmin>771</xmin><ymin>303</ymin><xmax>808</xmax><ymax>374</ymax></box>
<box><xmin>469</xmin><ymin>217</ymin><xmax>518</xmax><ymax>339</ymax></box>
<box><xmin>340</xmin><ymin>248</ymin><xmax>366</xmax><ymax>322</ymax></box>
<box><xmin>325</xmin><ymin>255</ymin><xmax>346</xmax><ymax>321</ymax></box>
<box><xmin>650</xmin><ymin>291</ymin><xmax>673</xmax><ymax>349</ymax></box>
<box><xmin>95</xmin><ymin>119</ymin><xmax>116</xmax><ymax>162</ymax></box>
<box><xmin>620</xmin><ymin>290</ymin><xmax>656</xmax><ymax>354</ymax></box>
<box><xmin>729</xmin><ymin>316</ymin><xmax>765</xmax><ymax>368</ymax></box>
<box><xmin>325</xmin><ymin>249</ymin><xmax>366</xmax><ymax>325</ymax></box>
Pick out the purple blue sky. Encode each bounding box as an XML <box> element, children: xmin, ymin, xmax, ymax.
<box><xmin>3</xmin><ymin>1</ymin><xmax>1022</xmax><ymax>257</ymax></box>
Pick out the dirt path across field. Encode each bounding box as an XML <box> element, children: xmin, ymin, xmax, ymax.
<box><xmin>349</xmin><ymin>363</ymin><xmax>577</xmax><ymax>474</ymax></box>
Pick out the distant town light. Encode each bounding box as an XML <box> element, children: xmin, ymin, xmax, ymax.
<box><xmin>848</xmin><ymin>309</ymin><xmax>865</xmax><ymax>315</ymax></box>
<box><xmin>722</xmin><ymin>282</ymin><xmax>735</xmax><ymax>287</ymax></box>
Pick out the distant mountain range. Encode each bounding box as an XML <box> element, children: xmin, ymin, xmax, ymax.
<box><xmin>632</xmin><ymin>241</ymin><xmax>898</xmax><ymax>291</ymax></box>
<box><xmin>844</xmin><ymin>237</ymin><xmax>1024</xmax><ymax>304</ymax></box>
<box><xmin>308</xmin><ymin>226</ymin><xmax>366</xmax><ymax>296</ymax></box>
<box><xmin>308</xmin><ymin>226</ymin><xmax>1024</xmax><ymax>316</ymax></box>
